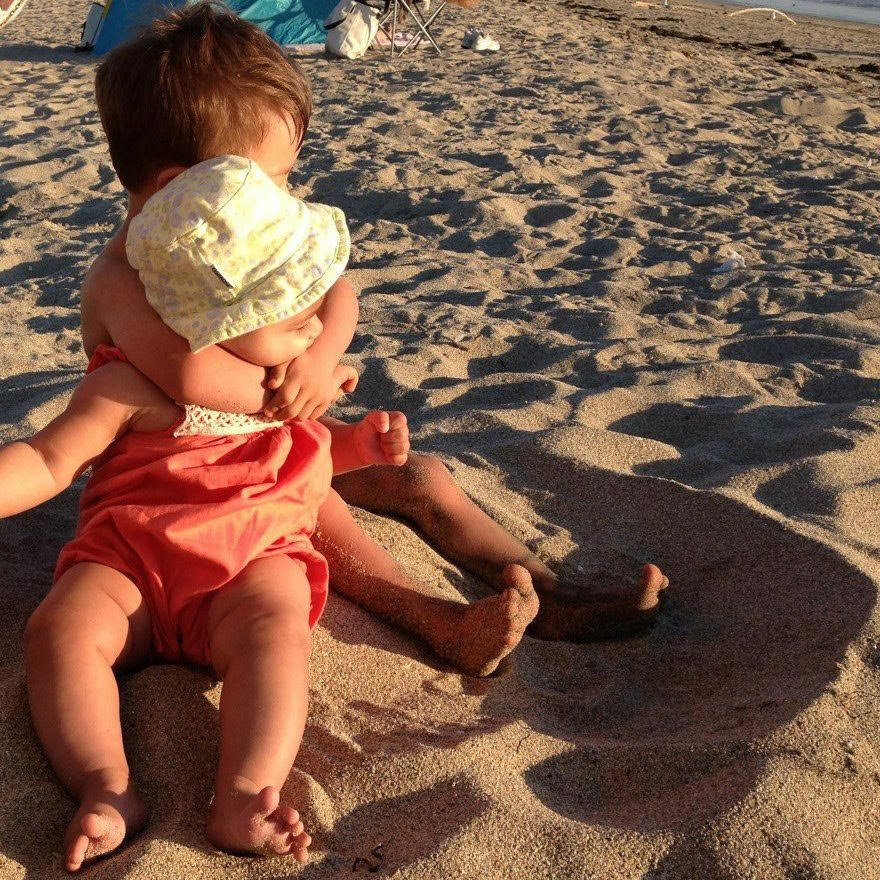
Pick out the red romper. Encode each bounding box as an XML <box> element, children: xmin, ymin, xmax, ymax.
<box><xmin>54</xmin><ymin>346</ymin><xmax>332</xmax><ymax>666</ymax></box>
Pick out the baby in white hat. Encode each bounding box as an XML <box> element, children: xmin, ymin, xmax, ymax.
<box><xmin>3</xmin><ymin>156</ymin><xmax>409</xmax><ymax>865</ymax></box>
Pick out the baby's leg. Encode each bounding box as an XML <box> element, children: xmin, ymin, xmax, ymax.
<box><xmin>25</xmin><ymin>562</ymin><xmax>151</xmax><ymax>872</ymax></box>
<box><xmin>332</xmin><ymin>454</ymin><xmax>667</xmax><ymax>642</ymax></box>
<box><xmin>314</xmin><ymin>489</ymin><xmax>538</xmax><ymax>676</ymax></box>
<box><xmin>204</xmin><ymin>556</ymin><xmax>313</xmax><ymax>861</ymax></box>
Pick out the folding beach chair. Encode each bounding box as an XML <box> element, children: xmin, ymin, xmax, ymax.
<box><xmin>373</xmin><ymin>0</ymin><xmax>443</xmax><ymax>56</ymax></box>
<box><xmin>373</xmin><ymin>0</ymin><xmax>478</xmax><ymax>57</ymax></box>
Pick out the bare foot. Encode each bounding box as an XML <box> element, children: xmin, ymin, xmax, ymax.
<box><xmin>207</xmin><ymin>780</ymin><xmax>311</xmax><ymax>861</ymax></box>
<box><xmin>527</xmin><ymin>563</ymin><xmax>668</xmax><ymax>642</ymax></box>
<box><xmin>64</xmin><ymin>781</ymin><xmax>147</xmax><ymax>872</ymax></box>
<box><xmin>430</xmin><ymin>563</ymin><xmax>540</xmax><ymax>677</ymax></box>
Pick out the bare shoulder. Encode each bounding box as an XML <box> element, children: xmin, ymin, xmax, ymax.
<box><xmin>82</xmin><ymin>242</ymin><xmax>139</xmax><ymax>297</ymax></box>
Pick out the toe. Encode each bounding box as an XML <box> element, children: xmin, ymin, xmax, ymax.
<box><xmin>256</xmin><ymin>786</ymin><xmax>280</xmax><ymax>817</ymax></box>
<box><xmin>80</xmin><ymin>811</ymin><xmax>106</xmax><ymax>840</ymax></box>
<box><xmin>500</xmin><ymin>589</ymin><xmax>519</xmax><ymax>619</ymax></box>
<box><xmin>277</xmin><ymin>805</ymin><xmax>300</xmax><ymax>828</ymax></box>
<box><xmin>66</xmin><ymin>832</ymin><xmax>89</xmax><ymax>872</ymax></box>
<box><xmin>501</xmin><ymin>564</ymin><xmax>536</xmax><ymax>599</ymax></box>
<box><xmin>293</xmin><ymin>833</ymin><xmax>311</xmax><ymax>863</ymax></box>
<box><xmin>641</xmin><ymin>564</ymin><xmax>667</xmax><ymax>602</ymax></box>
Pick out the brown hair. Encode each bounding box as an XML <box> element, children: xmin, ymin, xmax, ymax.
<box><xmin>95</xmin><ymin>2</ymin><xmax>312</xmax><ymax>193</ymax></box>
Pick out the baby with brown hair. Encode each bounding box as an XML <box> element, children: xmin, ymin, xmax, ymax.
<box><xmin>19</xmin><ymin>1</ymin><xmax>666</xmax><ymax>869</ymax></box>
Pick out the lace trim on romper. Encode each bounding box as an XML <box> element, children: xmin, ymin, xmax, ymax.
<box><xmin>173</xmin><ymin>404</ymin><xmax>287</xmax><ymax>437</ymax></box>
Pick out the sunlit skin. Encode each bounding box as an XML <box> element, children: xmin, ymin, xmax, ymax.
<box><xmin>41</xmin><ymin>99</ymin><xmax>669</xmax><ymax>873</ymax></box>
<box><xmin>223</xmin><ymin>304</ymin><xmax>324</xmax><ymax>367</ymax></box>
<box><xmin>20</xmin><ymin>111</ymin><xmax>405</xmax><ymax>870</ymax></box>
<box><xmin>14</xmin><ymin>359</ymin><xmax>409</xmax><ymax>869</ymax></box>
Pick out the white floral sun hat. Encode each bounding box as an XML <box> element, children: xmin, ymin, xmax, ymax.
<box><xmin>126</xmin><ymin>154</ymin><xmax>350</xmax><ymax>352</ymax></box>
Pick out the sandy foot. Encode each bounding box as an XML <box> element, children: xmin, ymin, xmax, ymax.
<box><xmin>64</xmin><ymin>782</ymin><xmax>147</xmax><ymax>872</ymax></box>
<box><xmin>207</xmin><ymin>783</ymin><xmax>311</xmax><ymax>861</ymax></box>
<box><xmin>431</xmin><ymin>563</ymin><xmax>540</xmax><ymax>677</ymax></box>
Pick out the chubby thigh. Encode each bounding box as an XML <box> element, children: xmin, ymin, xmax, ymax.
<box><xmin>206</xmin><ymin>556</ymin><xmax>316</xmax><ymax>678</ymax></box>
<box><xmin>26</xmin><ymin>556</ymin><xmax>315</xmax><ymax>679</ymax></box>
<box><xmin>27</xmin><ymin>561</ymin><xmax>153</xmax><ymax>672</ymax></box>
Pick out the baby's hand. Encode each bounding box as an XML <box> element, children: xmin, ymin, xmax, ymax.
<box><xmin>265</xmin><ymin>357</ymin><xmax>358</xmax><ymax>421</ymax></box>
<box><xmin>353</xmin><ymin>411</ymin><xmax>409</xmax><ymax>467</ymax></box>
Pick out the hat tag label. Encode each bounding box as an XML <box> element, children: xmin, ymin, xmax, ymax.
<box><xmin>210</xmin><ymin>264</ymin><xmax>236</xmax><ymax>289</ymax></box>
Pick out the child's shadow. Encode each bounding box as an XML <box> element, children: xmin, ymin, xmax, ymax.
<box><xmin>308</xmin><ymin>434</ymin><xmax>877</xmax><ymax>870</ymax></box>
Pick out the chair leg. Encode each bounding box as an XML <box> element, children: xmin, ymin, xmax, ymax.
<box><xmin>391</xmin><ymin>0</ymin><xmax>398</xmax><ymax>56</ymax></box>
<box><xmin>376</xmin><ymin>0</ymin><xmax>398</xmax><ymax>57</ymax></box>
<box><xmin>397</xmin><ymin>0</ymin><xmax>445</xmax><ymax>55</ymax></box>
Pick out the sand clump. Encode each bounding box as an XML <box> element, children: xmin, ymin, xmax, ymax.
<box><xmin>2</xmin><ymin>0</ymin><xmax>880</xmax><ymax>877</ymax></box>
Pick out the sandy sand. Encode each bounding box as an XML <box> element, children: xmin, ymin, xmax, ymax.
<box><xmin>2</xmin><ymin>0</ymin><xmax>880</xmax><ymax>876</ymax></box>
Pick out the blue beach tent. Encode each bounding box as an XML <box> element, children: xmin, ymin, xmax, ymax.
<box><xmin>89</xmin><ymin>0</ymin><xmax>335</xmax><ymax>54</ymax></box>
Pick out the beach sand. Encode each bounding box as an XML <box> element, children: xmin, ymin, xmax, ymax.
<box><xmin>2</xmin><ymin>0</ymin><xmax>880</xmax><ymax>876</ymax></box>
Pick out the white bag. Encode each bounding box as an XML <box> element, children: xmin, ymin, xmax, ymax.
<box><xmin>324</xmin><ymin>0</ymin><xmax>378</xmax><ymax>60</ymax></box>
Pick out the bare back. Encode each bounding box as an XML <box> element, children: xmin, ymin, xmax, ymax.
<box><xmin>80</xmin><ymin>231</ymin><xmax>129</xmax><ymax>358</ymax></box>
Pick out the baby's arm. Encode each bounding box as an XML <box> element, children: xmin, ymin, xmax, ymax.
<box><xmin>308</xmin><ymin>275</ymin><xmax>359</xmax><ymax>372</ymax></box>
<box><xmin>83</xmin><ymin>260</ymin><xmax>269</xmax><ymax>413</ymax></box>
<box><xmin>0</xmin><ymin>363</ymin><xmax>160</xmax><ymax>518</ymax></box>
<box><xmin>327</xmin><ymin>411</ymin><xmax>409</xmax><ymax>476</ymax></box>
<box><xmin>265</xmin><ymin>276</ymin><xmax>359</xmax><ymax>420</ymax></box>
